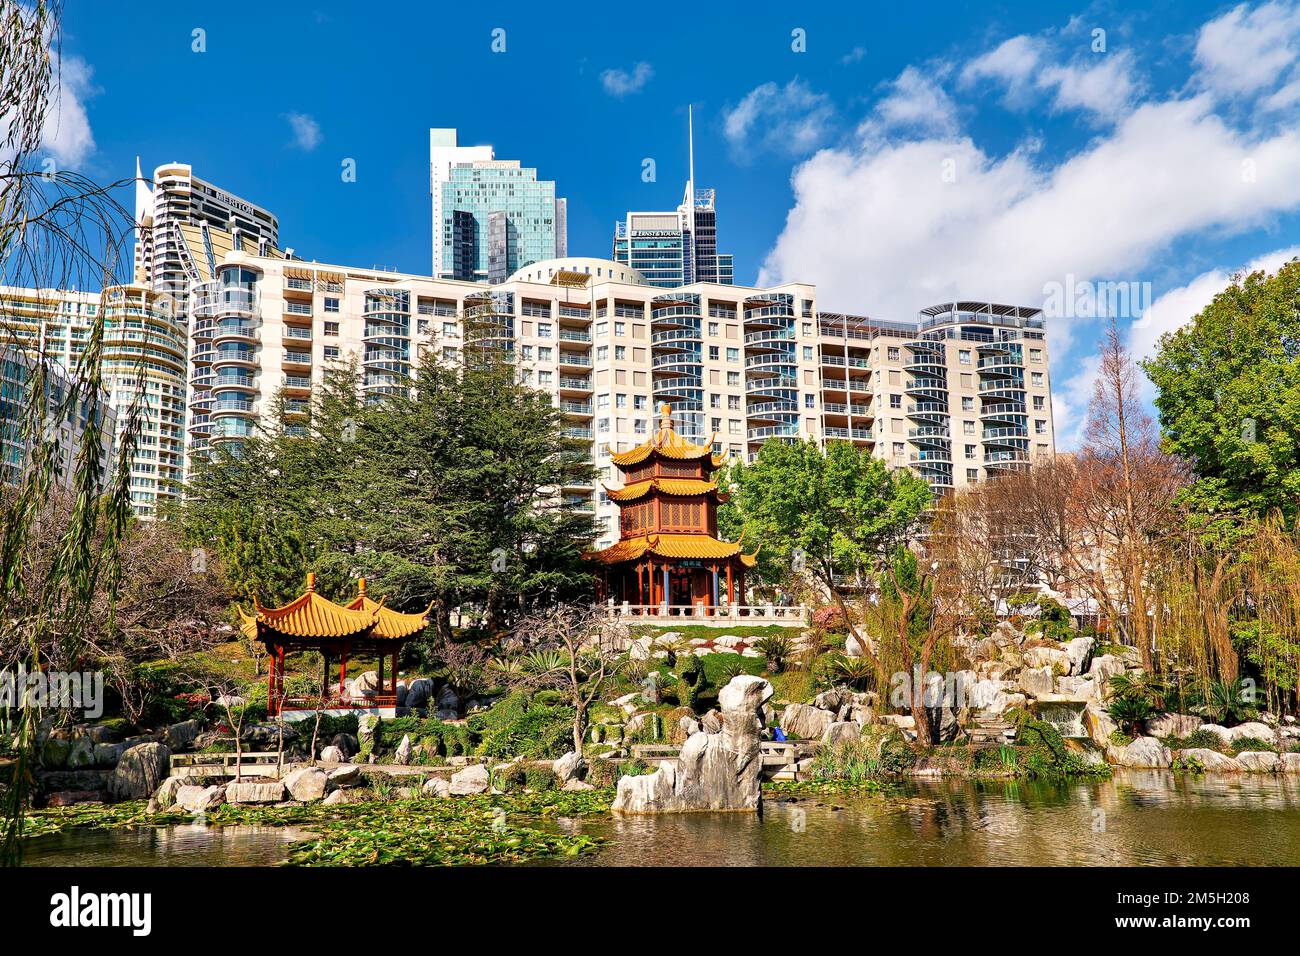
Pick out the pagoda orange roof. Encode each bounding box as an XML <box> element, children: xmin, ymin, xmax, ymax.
<box><xmin>604</xmin><ymin>478</ymin><xmax>720</xmax><ymax>502</ymax></box>
<box><xmin>345</xmin><ymin>578</ymin><xmax>433</xmax><ymax>640</ymax></box>
<box><xmin>239</xmin><ymin>574</ymin><xmax>430</xmax><ymax>643</ymax></box>
<box><xmin>610</xmin><ymin>403</ymin><xmax>726</xmax><ymax>469</ymax></box>
<box><xmin>586</xmin><ymin>533</ymin><xmax>759</xmax><ymax>568</ymax></box>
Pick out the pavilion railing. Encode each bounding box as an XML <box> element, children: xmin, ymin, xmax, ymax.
<box><xmin>602</xmin><ymin>601</ymin><xmax>808</xmax><ymax>625</ymax></box>
<box><xmin>274</xmin><ymin>693</ymin><xmax>399</xmax><ymax>715</ymax></box>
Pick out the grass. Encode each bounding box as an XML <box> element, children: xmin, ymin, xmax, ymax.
<box><xmin>627</xmin><ymin>623</ymin><xmax>805</xmax><ymax>642</ymax></box>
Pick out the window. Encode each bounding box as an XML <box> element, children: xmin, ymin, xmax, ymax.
<box><xmin>708</xmin><ymin>321</ymin><xmax>719</xmax><ymax>336</ymax></box>
<box><xmin>963</xmin><ymin>420</ymin><xmax>975</xmax><ymax>435</ymax></box>
<box><xmin>890</xmin><ymin>394</ymin><xmax>902</xmax><ymax>409</ymax></box>
<box><xmin>729</xmin><ymin>419</ymin><xmax>742</xmax><ymax>435</ymax></box>
<box><xmin>595</xmin><ymin>321</ymin><xmax>608</xmax><ymax>337</ymax></box>
<box><xmin>727</xmin><ymin>371</ymin><xmax>740</xmax><ymax>386</ymax></box>
<box><xmin>538</xmin><ymin>323</ymin><xmax>553</xmax><ymax>338</ymax></box>
<box><xmin>804</xmin><ymin>393</ymin><xmax>815</xmax><ymax>408</ymax></box>
<box><xmin>616</xmin><ymin>393</ymin><xmax>627</xmax><ymax>409</ymax></box>
<box><xmin>538</xmin><ymin>370</ymin><xmax>552</xmax><ymax>385</ymax></box>
<box><xmin>711</xmin><ymin>417</ymin><xmax>722</xmax><ymax>431</ymax></box>
<box><xmin>887</xmin><ymin>347</ymin><xmax>900</xmax><ymax>361</ymax></box>
<box><xmin>802</xmin><ymin>346</ymin><xmax>813</xmax><ymax>360</ymax></box>
<box><xmin>323</xmin><ymin>321</ymin><xmax>339</xmax><ymax>337</ymax></box>
<box><xmin>965</xmin><ymin>444</ymin><xmax>976</xmax><ymax>460</ymax></box>
<box><xmin>709</xmin><ymin>346</ymin><xmax>720</xmax><ymax>360</ymax></box>
<box><xmin>442</xmin><ymin>322</ymin><xmax>457</xmax><ymax>336</ymax></box>
<box><xmin>962</xmin><ymin>397</ymin><xmax>974</xmax><ymax>410</ymax></box>
<box><xmin>1033</xmin><ymin>395</ymin><xmax>1045</xmax><ymax>410</ymax></box>
<box><xmin>539</xmin><ymin>347</ymin><xmax>553</xmax><ymax>362</ymax></box>
<box><xmin>521</xmin><ymin>345</ymin><xmax>534</xmax><ymax>360</ymax></box>
<box><xmin>728</xmin><ymin>395</ymin><xmax>740</xmax><ymax>410</ymax></box>
<box><xmin>892</xmin><ymin>442</ymin><xmax>905</xmax><ymax>457</ymax></box>
<box><xmin>728</xmin><ymin>347</ymin><xmax>740</xmax><ymax>362</ymax></box>
<box><xmin>634</xmin><ymin>395</ymin><xmax>646</xmax><ymax>410</ymax></box>
<box><xmin>710</xmin><ymin>393</ymin><xmax>721</xmax><ymax>409</ymax></box>
<box><xmin>1032</xmin><ymin>372</ymin><xmax>1044</xmax><ymax>386</ymax></box>
<box><xmin>615</xmin><ymin>322</ymin><xmax>625</xmax><ymax>337</ymax></box>
<box><xmin>1030</xmin><ymin>348</ymin><xmax>1043</xmax><ymax>363</ymax></box>
<box><xmin>596</xmin><ymin>393</ymin><xmax>610</xmax><ymax>409</ymax></box>
<box><xmin>959</xmin><ymin>350</ymin><xmax>971</xmax><ymax>365</ymax></box>
<box><xmin>417</xmin><ymin>318</ymin><xmax>429</xmax><ymax>334</ymax></box>
<box><xmin>967</xmin><ymin>468</ymin><xmax>979</xmax><ymax>482</ymax></box>
<box><xmin>615</xmin><ymin>345</ymin><xmax>626</xmax><ymax>360</ymax></box>
<box><xmin>324</xmin><ymin>297</ymin><xmax>340</xmax><ymax>313</ymax></box>
<box><xmin>1035</xmin><ymin>419</ymin><xmax>1047</xmax><ymax>434</ymax></box>
<box><xmin>802</xmin><ymin>322</ymin><xmax>812</xmax><ymax>336</ymax></box>
<box><xmin>596</xmin><ymin>346</ymin><xmax>609</xmax><ymax>361</ymax></box>
<box><xmin>324</xmin><ymin>345</ymin><xmax>340</xmax><ymax>360</ymax></box>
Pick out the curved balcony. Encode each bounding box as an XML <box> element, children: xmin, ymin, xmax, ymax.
<box><xmin>744</xmin><ymin>329</ymin><xmax>795</xmax><ymax>347</ymax></box>
<box><xmin>192</xmin><ymin>285</ymin><xmax>258</xmax><ymax>320</ymax></box>
<box><xmin>748</xmin><ymin>424</ymin><xmax>801</xmax><ymax>441</ymax></box>
<box><xmin>980</xmin><ymin>401</ymin><xmax>1027</xmax><ymax>423</ymax></box>
<box><xmin>212</xmin><ymin>344</ymin><xmax>258</xmax><ymax>370</ymax></box>
<box><xmin>983</xmin><ymin>425</ymin><xmax>1029</xmax><ymax>448</ymax></box>
<box><xmin>362</xmin><ymin>289</ymin><xmax>411</xmax><ymax>397</ymax></box>
<box><xmin>211</xmin><ymin>320</ymin><xmax>258</xmax><ymax>345</ymax></box>
<box><xmin>909</xmin><ymin>450</ymin><xmax>953</xmax><ymax>466</ymax></box>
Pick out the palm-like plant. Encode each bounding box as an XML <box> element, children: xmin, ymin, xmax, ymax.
<box><xmin>754</xmin><ymin>634</ymin><xmax>791</xmax><ymax>674</ymax></box>
<box><xmin>832</xmin><ymin>654</ymin><xmax>876</xmax><ymax>691</ymax></box>
<box><xmin>1190</xmin><ymin>679</ymin><xmax>1259</xmax><ymax>727</ymax></box>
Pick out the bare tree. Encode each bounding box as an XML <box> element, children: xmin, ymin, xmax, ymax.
<box><xmin>509</xmin><ymin>603</ymin><xmax>627</xmax><ymax>756</ymax></box>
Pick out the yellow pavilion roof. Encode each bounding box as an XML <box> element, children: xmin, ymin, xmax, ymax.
<box><xmin>238</xmin><ymin>574</ymin><xmax>430</xmax><ymax>643</ymax></box>
<box><xmin>345</xmin><ymin>578</ymin><xmax>434</xmax><ymax>640</ymax></box>
<box><xmin>603</xmin><ymin>478</ymin><xmax>720</xmax><ymax>502</ymax></box>
<box><xmin>609</xmin><ymin>403</ymin><xmax>726</xmax><ymax>469</ymax></box>
<box><xmin>586</xmin><ymin>533</ymin><xmax>759</xmax><ymax>568</ymax></box>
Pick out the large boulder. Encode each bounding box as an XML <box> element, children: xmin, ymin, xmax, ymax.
<box><xmin>352</xmin><ymin>671</ymin><xmax>379</xmax><ymax>694</ymax></box>
<box><xmin>330</xmin><ymin>733</ymin><xmax>358</xmax><ymax>757</ymax></box>
<box><xmin>822</xmin><ymin>721</ymin><xmax>861</xmax><ymax>746</ymax></box>
<box><xmin>612</xmin><ymin>675</ymin><xmax>771</xmax><ymax>814</ymax></box>
<box><xmin>1282</xmin><ymin>753</ymin><xmax>1300</xmax><ymax>774</ymax></box>
<box><xmin>327</xmin><ymin>764</ymin><xmax>361</xmax><ymax>788</ymax></box>
<box><xmin>282</xmin><ymin>767</ymin><xmax>328</xmax><ymax>803</ymax></box>
<box><xmin>165</xmin><ymin>720</ymin><xmax>202</xmax><ymax>752</ymax></box>
<box><xmin>107</xmin><ymin>743</ymin><xmax>171</xmax><ymax>801</ymax></box>
<box><xmin>436</xmin><ymin>685</ymin><xmax>461</xmax><ymax>720</ymax></box>
<box><xmin>66</xmin><ymin>736</ymin><xmax>96</xmax><ymax>770</ymax></box>
<box><xmin>1177</xmin><ymin>749</ymin><xmax>1243</xmax><ymax>772</ymax></box>
<box><xmin>1235</xmin><ymin>751</ymin><xmax>1282</xmax><ymax>773</ymax></box>
<box><xmin>394</xmin><ymin>734</ymin><xmax>413</xmax><ymax>766</ymax></box>
<box><xmin>1144</xmin><ymin>713</ymin><xmax>1201</xmax><ymax>739</ymax></box>
<box><xmin>41</xmin><ymin>736</ymin><xmax>72</xmax><ymax>769</ymax></box>
<box><xmin>1025</xmin><ymin>647</ymin><xmax>1071</xmax><ymax>675</ymax></box>
<box><xmin>1106</xmin><ymin>736</ymin><xmax>1172</xmax><ymax>769</ymax></box>
<box><xmin>449</xmin><ymin>764</ymin><xmax>490</xmax><ymax>795</ymax></box>
<box><xmin>1199</xmin><ymin>722</ymin><xmax>1279</xmax><ymax>747</ymax></box>
<box><xmin>147</xmin><ymin>775</ymin><xmax>186</xmax><ymax>812</ymax></box>
<box><xmin>1062</xmin><ymin>637</ymin><xmax>1095</xmax><ymax>677</ymax></box>
<box><xmin>226</xmin><ymin>781</ymin><xmax>287</xmax><ymax>804</ymax></box>
<box><xmin>553</xmin><ymin>751</ymin><xmax>584</xmax><ymax>787</ymax></box>
<box><xmin>1083</xmin><ymin>701</ymin><xmax>1118</xmax><ymax>747</ymax></box>
<box><xmin>318</xmin><ymin>745</ymin><xmax>347</xmax><ymax>764</ymax></box>
<box><xmin>781</xmin><ymin>703</ymin><xmax>835</xmax><ymax>740</ymax></box>
<box><xmin>1018</xmin><ymin>666</ymin><xmax>1055</xmax><ymax>699</ymax></box>
<box><xmin>422</xmin><ymin>776</ymin><xmax>451</xmax><ymax>798</ymax></box>
<box><xmin>175</xmin><ymin>784</ymin><xmax>226</xmax><ymax>813</ymax></box>
<box><xmin>1055</xmin><ymin>676</ymin><xmax>1097</xmax><ymax>702</ymax></box>
<box><xmin>1087</xmin><ymin>655</ymin><xmax>1125</xmax><ymax>688</ymax></box>
<box><xmin>405</xmin><ymin>678</ymin><xmax>435</xmax><ymax>710</ymax></box>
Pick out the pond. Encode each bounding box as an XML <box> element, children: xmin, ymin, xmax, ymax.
<box><xmin>19</xmin><ymin>770</ymin><xmax>1300</xmax><ymax>866</ymax></box>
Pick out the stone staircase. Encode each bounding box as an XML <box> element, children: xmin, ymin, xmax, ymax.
<box><xmin>967</xmin><ymin>715</ymin><xmax>1016</xmax><ymax>747</ymax></box>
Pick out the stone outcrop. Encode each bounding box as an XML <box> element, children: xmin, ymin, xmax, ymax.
<box><xmin>1235</xmin><ymin>751</ymin><xmax>1281</xmax><ymax>773</ymax></box>
<box><xmin>1062</xmin><ymin>637</ymin><xmax>1094</xmax><ymax>677</ymax></box>
<box><xmin>327</xmin><ymin>765</ymin><xmax>361</xmax><ymax>788</ymax></box>
<box><xmin>318</xmin><ymin>745</ymin><xmax>347</xmax><ymax>764</ymax></box>
<box><xmin>1106</xmin><ymin>736</ymin><xmax>1172</xmax><ymax>769</ymax></box>
<box><xmin>226</xmin><ymin>781</ymin><xmax>287</xmax><ymax>804</ymax></box>
<box><xmin>107</xmin><ymin>743</ymin><xmax>171</xmax><ymax>801</ymax></box>
<box><xmin>282</xmin><ymin>767</ymin><xmax>328</xmax><ymax>803</ymax></box>
<box><xmin>553</xmin><ymin>751</ymin><xmax>584</xmax><ymax>787</ymax></box>
<box><xmin>449</xmin><ymin>764</ymin><xmax>490</xmax><ymax>795</ymax></box>
<box><xmin>165</xmin><ymin>720</ymin><xmax>202</xmax><ymax>751</ymax></box>
<box><xmin>780</xmin><ymin>702</ymin><xmax>834</xmax><ymax>740</ymax></box>
<box><xmin>422</xmin><ymin>776</ymin><xmax>451</xmax><ymax>798</ymax></box>
<box><xmin>175</xmin><ymin>784</ymin><xmax>226</xmax><ymax>813</ymax></box>
<box><xmin>822</xmin><ymin>721</ymin><xmax>861</xmax><ymax>746</ymax></box>
<box><xmin>1083</xmin><ymin>700</ymin><xmax>1117</xmax><ymax>747</ymax></box>
<box><xmin>1144</xmin><ymin>713</ymin><xmax>1200</xmax><ymax>738</ymax></box>
<box><xmin>1018</xmin><ymin>666</ymin><xmax>1055</xmax><ymax>699</ymax></box>
<box><xmin>394</xmin><ymin>734</ymin><xmax>413</xmax><ymax>765</ymax></box>
<box><xmin>1177</xmin><ymin>749</ymin><xmax>1243</xmax><ymax>772</ymax></box>
<box><xmin>612</xmin><ymin>675</ymin><xmax>771</xmax><ymax>814</ymax></box>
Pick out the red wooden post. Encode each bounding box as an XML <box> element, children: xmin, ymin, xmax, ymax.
<box><xmin>339</xmin><ymin>642</ymin><xmax>348</xmax><ymax>696</ymax></box>
<box><xmin>727</xmin><ymin>564</ymin><xmax>734</xmax><ymax>605</ymax></box>
<box><xmin>391</xmin><ymin>651</ymin><xmax>399</xmax><ymax>697</ymax></box>
<box><xmin>267</xmin><ymin>642</ymin><xmax>278</xmax><ymax>717</ymax></box>
<box><xmin>377</xmin><ymin>649</ymin><xmax>385</xmax><ymax>699</ymax></box>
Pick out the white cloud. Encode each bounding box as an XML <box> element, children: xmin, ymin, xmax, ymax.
<box><xmin>1194</xmin><ymin>0</ymin><xmax>1300</xmax><ymax>97</ymax></box>
<box><xmin>759</xmin><ymin>4</ymin><xmax>1300</xmax><ymax>446</ymax></box>
<box><xmin>41</xmin><ymin>53</ymin><xmax>96</xmax><ymax>168</ymax></box>
<box><xmin>723</xmin><ymin>79</ymin><xmax>836</xmax><ymax>158</ymax></box>
<box><xmin>961</xmin><ymin>35</ymin><xmax>1045</xmax><ymax>103</ymax></box>
<box><xmin>963</xmin><ymin>33</ymin><xmax>1137</xmax><ymax>120</ymax></box>
<box><xmin>285</xmin><ymin>112</ymin><xmax>322</xmax><ymax>151</ymax></box>
<box><xmin>600</xmin><ymin>62</ymin><xmax>654</xmax><ymax>97</ymax></box>
<box><xmin>842</xmin><ymin>46</ymin><xmax>868</xmax><ymax>65</ymax></box>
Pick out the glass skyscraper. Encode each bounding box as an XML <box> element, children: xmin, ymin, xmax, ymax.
<box><xmin>429</xmin><ymin>130</ymin><xmax>567</xmax><ymax>284</ymax></box>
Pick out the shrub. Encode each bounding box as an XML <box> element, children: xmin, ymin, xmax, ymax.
<box><xmin>675</xmin><ymin>657</ymin><xmax>704</xmax><ymax>710</ymax></box>
<box><xmin>754</xmin><ymin>635</ymin><xmax>791</xmax><ymax>673</ymax></box>
<box><xmin>812</xmin><ymin>605</ymin><xmax>847</xmax><ymax>633</ymax></box>
<box><xmin>1106</xmin><ymin>694</ymin><xmax>1153</xmax><ymax>735</ymax></box>
<box><xmin>524</xmin><ymin>766</ymin><xmax>557</xmax><ymax>791</ymax></box>
<box><xmin>1176</xmin><ymin>728</ymin><xmax>1224</xmax><ymax>751</ymax></box>
<box><xmin>493</xmin><ymin>764</ymin><xmax>527</xmax><ymax>793</ymax></box>
<box><xmin>584</xmin><ymin>758</ymin><xmax>619</xmax><ymax>788</ymax></box>
<box><xmin>467</xmin><ymin>690</ymin><xmax>574</xmax><ymax>760</ymax></box>
<box><xmin>1229</xmin><ymin>736</ymin><xmax>1277</xmax><ymax>754</ymax></box>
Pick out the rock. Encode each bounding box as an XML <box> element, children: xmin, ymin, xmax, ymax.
<box><xmin>845</xmin><ymin>634</ymin><xmax>867</xmax><ymax>658</ymax></box>
<box><xmin>165</xmin><ymin>720</ymin><xmax>202</xmax><ymax>752</ymax></box>
<box><xmin>1018</xmin><ymin>666</ymin><xmax>1055</xmax><ymax>699</ymax></box>
<box><xmin>175</xmin><ymin>784</ymin><xmax>226</xmax><ymax>813</ymax></box>
<box><xmin>701</xmin><ymin>710</ymin><xmax>722</xmax><ymax>734</ymax></box>
<box><xmin>1144</xmin><ymin>713</ymin><xmax>1201</xmax><ymax>738</ymax></box>
<box><xmin>879</xmin><ymin>714</ymin><xmax>916</xmax><ymax>732</ymax></box>
<box><xmin>553</xmin><ymin>751</ymin><xmax>585</xmax><ymax>786</ymax></box>
<box><xmin>1227</xmin><ymin>722</ymin><xmax>1279</xmax><ymax>745</ymax></box>
<box><xmin>66</xmin><ymin>736</ymin><xmax>96</xmax><ymax>770</ymax></box>
<box><xmin>331</xmin><ymin>733</ymin><xmax>359</xmax><ymax>757</ymax></box>
<box><xmin>282</xmin><ymin>767</ymin><xmax>328</xmax><ymax>803</ymax></box>
<box><xmin>1083</xmin><ymin>701</ymin><xmax>1118</xmax><ymax>747</ymax></box>
<box><xmin>150</xmin><ymin>775</ymin><xmax>185</xmax><ymax>810</ymax></box>
<box><xmin>319</xmin><ymin>745</ymin><xmax>347</xmax><ymax>764</ymax></box>
<box><xmin>781</xmin><ymin>703</ymin><xmax>835</xmax><ymax>740</ymax></box>
<box><xmin>1025</xmin><ymin>646</ymin><xmax>1071</xmax><ymax>675</ymax></box>
<box><xmin>422</xmin><ymin>776</ymin><xmax>451</xmax><ymax>797</ymax></box>
<box><xmin>327</xmin><ymin>765</ymin><xmax>361</xmax><ymax>788</ymax></box>
<box><xmin>107</xmin><ymin>743</ymin><xmax>172</xmax><ymax>800</ymax></box>
<box><xmin>612</xmin><ymin>675</ymin><xmax>768</xmax><ymax>813</ymax></box>
<box><xmin>1055</xmin><ymin>676</ymin><xmax>1097</xmax><ymax>702</ymax></box>
<box><xmin>45</xmin><ymin>790</ymin><xmax>103</xmax><ymax>807</ymax></box>
<box><xmin>1087</xmin><ymin>655</ymin><xmax>1124</xmax><ymax>688</ymax></box>
<box><xmin>449</xmin><ymin>764</ymin><xmax>490</xmax><ymax>795</ymax></box>
<box><xmin>41</xmin><ymin>737</ymin><xmax>71</xmax><ymax>769</ymax></box>
<box><xmin>822</xmin><ymin>721</ymin><xmax>861</xmax><ymax>746</ymax></box>
<box><xmin>83</xmin><ymin>723</ymin><xmax>124</xmax><ymax>745</ymax></box>
<box><xmin>1062</xmin><ymin>637</ymin><xmax>1095</xmax><ymax>677</ymax></box>
<box><xmin>405</xmin><ymin>678</ymin><xmax>435</xmax><ymax>710</ymax></box>
<box><xmin>436</xmin><ymin>685</ymin><xmax>461</xmax><ymax>717</ymax></box>
<box><xmin>395</xmin><ymin>682</ymin><xmax>408</xmax><ymax>708</ymax></box>
<box><xmin>1282</xmin><ymin>753</ymin><xmax>1300</xmax><ymax>774</ymax></box>
<box><xmin>1106</xmin><ymin>736</ymin><xmax>1171</xmax><ymax>769</ymax></box>
<box><xmin>352</xmin><ymin>671</ymin><xmax>379</xmax><ymax>694</ymax></box>
<box><xmin>394</xmin><ymin>734</ymin><xmax>413</xmax><ymax>765</ymax></box>
<box><xmin>1177</xmin><ymin>749</ymin><xmax>1243</xmax><ymax>772</ymax></box>
<box><xmin>984</xmin><ymin>691</ymin><xmax>1026</xmax><ymax>717</ymax></box>
<box><xmin>226</xmin><ymin>781</ymin><xmax>287</xmax><ymax>804</ymax></box>
<box><xmin>563</xmin><ymin>779</ymin><xmax>596</xmax><ymax>791</ymax></box>
<box><xmin>214</xmin><ymin>695</ymin><xmax>246</xmax><ymax>710</ymax></box>
<box><xmin>678</xmin><ymin>716</ymin><xmax>703</xmax><ymax>738</ymax></box>
<box><xmin>624</xmin><ymin>713</ymin><xmax>654</xmax><ymax>739</ymax></box>
<box><xmin>356</xmin><ymin>714</ymin><xmax>381</xmax><ymax>745</ymax></box>
<box><xmin>1235</xmin><ymin>751</ymin><xmax>1282</xmax><ymax>773</ymax></box>
<box><xmin>719</xmin><ymin>675</ymin><xmax>774</xmax><ymax>714</ymax></box>
<box><xmin>323</xmin><ymin>789</ymin><xmax>352</xmax><ymax>805</ymax></box>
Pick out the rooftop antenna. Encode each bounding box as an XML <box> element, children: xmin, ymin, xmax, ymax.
<box><xmin>686</xmin><ymin>105</ymin><xmax>697</xmax><ymax>283</ymax></box>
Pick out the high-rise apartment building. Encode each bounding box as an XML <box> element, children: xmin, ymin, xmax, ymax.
<box><xmin>612</xmin><ymin>110</ymin><xmax>734</xmax><ymax>287</ymax></box>
<box><xmin>429</xmin><ymin>129</ymin><xmax>567</xmax><ymax>283</ymax></box>
<box><xmin>0</xmin><ymin>285</ymin><xmax>187</xmax><ymax>516</ymax></box>
<box><xmin>189</xmin><ymin>247</ymin><xmax>1055</xmax><ymax>548</ymax></box>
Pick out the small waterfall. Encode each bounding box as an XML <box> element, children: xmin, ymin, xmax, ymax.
<box><xmin>1035</xmin><ymin>701</ymin><xmax>1087</xmax><ymax>739</ymax></box>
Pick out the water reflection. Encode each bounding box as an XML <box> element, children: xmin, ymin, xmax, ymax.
<box><xmin>547</xmin><ymin>771</ymin><xmax>1300</xmax><ymax>867</ymax></box>
<box><xmin>21</xmin><ymin>823</ymin><xmax>312</xmax><ymax>867</ymax></box>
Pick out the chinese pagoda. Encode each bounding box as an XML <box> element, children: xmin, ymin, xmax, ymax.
<box><xmin>587</xmin><ymin>404</ymin><xmax>758</xmax><ymax>613</ymax></box>
<box><xmin>239</xmin><ymin>574</ymin><xmax>431</xmax><ymax>718</ymax></box>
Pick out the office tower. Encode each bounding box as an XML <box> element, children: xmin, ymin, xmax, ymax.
<box><xmin>0</xmin><ymin>285</ymin><xmax>186</xmax><ymax>516</ymax></box>
<box><xmin>612</xmin><ymin>108</ymin><xmax>735</xmax><ymax>287</ymax></box>
<box><xmin>429</xmin><ymin>128</ymin><xmax>566</xmax><ymax>283</ymax></box>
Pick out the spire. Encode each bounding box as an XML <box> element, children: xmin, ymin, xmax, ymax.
<box><xmin>358</xmin><ymin>577</ymin><xmax>367</xmax><ymax>596</ymax></box>
<box><xmin>659</xmin><ymin>402</ymin><xmax>674</xmax><ymax>436</ymax></box>
<box><xmin>305</xmin><ymin>572</ymin><xmax>317</xmax><ymax>592</ymax></box>
<box><xmin>687</xmin><ymin>105</ymin><xmax>695</xmax><ymax>211</ymax></box>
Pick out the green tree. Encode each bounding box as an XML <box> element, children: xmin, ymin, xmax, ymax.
<box><xmin>1143</xmin><ymin>259</ymin><xmax>1300</xmax><ymax>526</ymax></box>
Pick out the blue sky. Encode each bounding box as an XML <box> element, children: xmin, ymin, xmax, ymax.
<box><xmin>51</xmin><ymin>0</ymin><xmax>1300</xmax><ymax>445</ymax></box>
